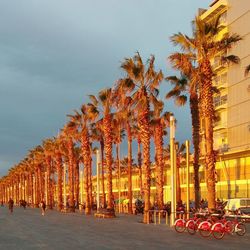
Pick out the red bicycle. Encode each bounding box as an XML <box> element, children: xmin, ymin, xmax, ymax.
<box><xmin>212</xmin><ymin>215</ymin><xmax>246</xmax><ymax>239</ymax></box>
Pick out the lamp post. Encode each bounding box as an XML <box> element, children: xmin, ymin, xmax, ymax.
<box><xmin>33</xmin><ymin>175</ymin><xmax>36</xmax><ymax>207</ymax></box>
<box><xmin>80</xmin><ymin>170</ymin><xmax>83</xmax><ymax>212</ymax></box>
<box><xmin>96</xmin><ymin>149</ymin><xmax>100</xmax><ymax>211</ymax></box>
<box><xmin>186</xmin><ymin>140</ymin><xmax>190</xmax><ymax>219</ymax></box>
<box><xmin>63</xmin><ymin>164</ymin><xmax>67</xmax><ymax>211</ymax></box>
<box><xmin>170</xmin><ymin>115</ymin><xmax>176</xmax><ymax>226</ymax></box>
<box><xmin>45</xmin><ymin>172</ymin><xmax>48</xmax><ymax>205</ymax></box>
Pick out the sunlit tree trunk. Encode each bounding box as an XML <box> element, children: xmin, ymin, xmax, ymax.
<box><xmin>88</xmin><ymin>153</ymin><xmax>93</xmax><ymax>208</ymax></box>
<box><xmin>154</xmin><ymin>122</ymin><xmax>164</xmax><ymax>209</ymax></box>
<box><xmin>137</xmin><ymin>137</ymin><xmax>143</xmax><ymax>195</ymax></box>
<box><xmin>67</xmin><ymin>139</ymin><xmax>75</xmax><ymax>212</ymax></box>
<box><xmin>190</xmin><ymin>93</ymin><xmax>201</xmax><ymax>209</ymax></box>
<box><xmin>55</xmin><ymin>152</ymin><xmax>63</xmax><ymax>211</ymax></box>
<box><xmin>103</xmin><ymin>114</ymin><xmax>114</xmax><ymax>211</ymax></box>
<box><xmin>82</xmin><ymin>131</ymin><xmax>91</xmax><ymax>215</ymax></box>
<box><xmin>127</xmin><ymin>121</ymin><xmax>133</xmax><ymax>214</ymax></box>
<box><xmin>139</xmin><ymin>100</ymin><xmax>151</xmax><ymax>223</ymax></box>
<box><xmin>200</xmin><ymin>59</ymin><xmax>216</xmax><ymax>210</ymax></box>
<box><xmin>100</xmin><ymin>140</ymin><xmax>106</xmax><ymax>207</ymax></box>
<box><xmin>45</xmin><ymin>156</ymin><xmax>53</xmax><ymax>209</ymax></box>
<box><xmin>75</xmin><ymin>159</ymin><xmax>80</xmax><ymax>209</ymax></box>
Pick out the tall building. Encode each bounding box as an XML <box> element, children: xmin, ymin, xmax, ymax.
<box><xmin>199</xmin><ymin>0</ymin><xmax>250</xmax><ymax>199</ymax></box>
<box><xmin>200</xmin><ymin>0</ymin><xmax>250</xmax><ymax>154</ymax></box>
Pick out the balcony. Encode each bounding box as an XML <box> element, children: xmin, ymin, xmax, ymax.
<box><xmin>212</xmin><ymin>55</ymin><xmax>227</xmax><ymax>72</ymax></box>
<box><xmin>214</xmin><ymin>122</ymin><xmax>227</xmax><ymax>131</ymax></box>
<box><xmin>213</xmin><ymin>72</ymin><xmax>227</xmax><ymax>90</ymax></box>
<box><xmin>218</xmin><ymin>12</ymin><xmax>227</xmax><ymax>28</ymax></box>
<box><xmin>201</xmin><ymin>0</ymin><xmax>227</xmax><ymax>22</ymax></box>
<box><xmin>214</xmin><ymin>94</ymin><xmax>228</xmax><ymax>110</ymax></box>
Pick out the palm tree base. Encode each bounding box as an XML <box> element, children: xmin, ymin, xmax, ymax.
<box><xmin>94</xmin><ymin>208</ymin><xmax>116</xmax><ymax>218</ymax></box>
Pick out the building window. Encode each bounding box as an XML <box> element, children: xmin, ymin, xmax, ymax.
<box><xmin>214</xmin><ymin>94</ymin><xmax>228</xmax><ymax>107</ymax></box>
<box><xmin>219</xmin><ymin>11</ymin><xmax>227</xmax><ymax>26</ymax></box>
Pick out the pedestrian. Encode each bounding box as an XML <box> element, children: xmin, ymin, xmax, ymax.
<box><xmin>8</xmin><ymin>198</ymin><xmax>14</xmax><ymax>214</ymax></box>
<box><xmin>40</xmin><ymin>200</ymin><xmax>46</xmax><ymax>216</ymax></box>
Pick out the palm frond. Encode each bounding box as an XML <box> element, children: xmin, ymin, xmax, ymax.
<box><xmin>88</xmin><ymin>95</ymin><xmax>98</xmax><ymax>106</ymax></box>
<box><xmin>165</xmin><ymin>89</ymin><xmax>181</xmax><ymax>99</ymax></box>
<box><xmin>175</xmin><ymin>95</ymin><xmax>187</xmax><ymax>106</ymax></box>
<box><xmin>170</xmin><ymin>32</ymin><xmax>195</xmax><ymax>51</ymax></box>
<box><xmin>168</xmin><ymin>52</ymin><xmax>194</xmax><ymax>76</ymax></box>
<box><xmin>221</xmin><ymin>55</ymin><xmax>240</xmax><ymax>65</ymax></box>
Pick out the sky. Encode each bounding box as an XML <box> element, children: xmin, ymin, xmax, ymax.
<box><xmin>0</xmin><ymin>0</ymin><xmax>211</xmax><ymax>176</ymax></box>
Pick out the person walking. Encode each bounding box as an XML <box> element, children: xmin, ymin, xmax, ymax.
<box><xmin>8</xmin><ymin>198</ymin><xmax>14</xmax><ymax>214</ymax></box>
<box><xmin>40</xmin><ymin>200</ymin><xmax>46</xmax><ymax>216</ymax></box>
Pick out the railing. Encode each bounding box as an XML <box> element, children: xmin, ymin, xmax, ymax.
<box><xmin>145</xmin><ymin>210</ymin><xmax>190</xmax><ymax>225</ymax></box>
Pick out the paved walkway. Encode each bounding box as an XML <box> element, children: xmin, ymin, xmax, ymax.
<box><xmin>0</xmin><ymin>206</ymin><xmax>249</xmax><ymax>250</ymax></box>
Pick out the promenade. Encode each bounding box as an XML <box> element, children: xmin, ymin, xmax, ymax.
<box><xmin>0</xmin><ymin>206</ymin><xmax>249</xmax><ymax>250</ymax></box>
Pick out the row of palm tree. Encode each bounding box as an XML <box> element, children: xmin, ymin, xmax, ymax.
<box><xmin>0</xmin><ymin>15</ymin><xmax>243</xmax><ymax>221</ymax></box>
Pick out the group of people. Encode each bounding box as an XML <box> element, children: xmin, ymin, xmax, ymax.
<box><xmin>5</xmin><ymin>198</ymin><xmax>46</xmax><ymax>216</ymax></box>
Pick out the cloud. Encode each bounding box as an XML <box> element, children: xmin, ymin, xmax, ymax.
<box><xmin>0</xmin><ymin>0</ymin><xmax>211</xmax><ymax>175</ymax></box>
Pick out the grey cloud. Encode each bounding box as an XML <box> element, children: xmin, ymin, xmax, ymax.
<box><xmin>0</xmin><ymin>0</ymin><xmax>211</xmax><ymax>175</ymax></box>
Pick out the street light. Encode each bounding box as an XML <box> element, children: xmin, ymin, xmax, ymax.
<box><xmin>170</xmin><ymin>115</ymin><xmax>176</xmax><ymax>226</ymax></box>
<box><xmin>96</xmin><ymin>149</ymin><xmax>100</xmax><ymax>211</ymax></box>
<box><xmin>80</xmin><ymin>170</ymin><xmax>83</xmax><ymax>212</ymax></box>
<box><xmin>45</xmin><ymin>172</ymin><xmax>48</xmax><ymax>205</ymax></box>
<box><xmin>63</xmin><ymin>164</ymin><xmax>67</xmax><ymax>211</ymax></box>
<box><xmin>186</xmin><ymin>140</ymin><xmax>190</xmax><ymax>219</ymax></box>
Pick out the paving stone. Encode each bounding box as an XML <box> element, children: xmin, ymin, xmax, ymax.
<box><xmin>0</xmin><ymin>207</ymin><xmax>249</xmax><ymax>250</ymax></box>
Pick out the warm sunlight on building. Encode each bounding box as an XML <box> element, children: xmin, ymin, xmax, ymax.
<box><xmin>199</xmin><ymin>0</ymin><xmax>250</xmax><ymax>199</ymax></box>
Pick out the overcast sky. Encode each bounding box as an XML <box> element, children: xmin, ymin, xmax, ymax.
<box><xmin>0</xmin><ymin>0</ymin><xmax>211</xmax><ymax>176</ymax></box>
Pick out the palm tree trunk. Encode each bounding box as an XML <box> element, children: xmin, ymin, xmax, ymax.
<box><xmin>88</xmin><ymin>153</ymin><xmax>93</xmax><ymax>209</ymax></box>
<box><xmin>201</xmin><ymin>59</ymin><xmax>216</xmax><ymax>210</ymax></box>
<box><xmin>45</xmin><ymin>156</ymin><xmax>52</xmax><ymax>209</ymax></box>
<box><xmin>176</xmin><ymin>158</ymin><xmax>181</xmax><ymax>203</ymax></box>
<box><xmin>100</xmin><ymin>140</ymin><xmax>106</xmax><ymax>208</ymax></box>
<box><xmin>137</xmin><ymin>138</ymin><xmax>143</xmax><ymax>195</ymax></box>
<box><xmin>82</xmin><ymin>131</ymin><xmax>91</xmax><ymax>215</ymax></box>
<box><xmin>154</xmin><ymin>122</ymin><xmax>164</xmax><ymax>209</ymax></box>
<box><xmin>29</xmin><ymin>173</ymin><xmax>33</xmax><ymax>205</ymax></box>
<box><xmin>75</xmin><ymin>159</ymin><xmax>80</xmax><ymax>208</ymax></box>
<box><xmin>55</xmin><ymin>152</ymin><xmax>63</xmax><ymax>211</ymax></box>
<box><xmin>139</xmin><ymin>106</ymin><xmax>151</xmax><ymax>223</ymax></box>
<box><xmin>190</xmin><ymin>94</ymin><xmax>200</xmax><ymax>209</ymax></box>
<box><xmin>103</xmin><ymin>114</ymin><xmax>114</xmax><ymax>211</ymax></box>
<box><xmin>37</xmin><ymin>166</ymin><xmax>42</xmax><ymax>204</ymax></box>
<box><xmin>67</xmin><ymin>139</ymin><xmax>75</xmax><ymax>212</ymax></box>
<box><xmin>127</xmin><ymin>121</ymin><xmax>133</xmax><ymax>214</ymax></box>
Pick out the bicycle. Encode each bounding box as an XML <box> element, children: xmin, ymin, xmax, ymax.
<box><xmin>212</xmin><ymin>215</ymin><xmax>246</xmax><ymax>239</ymax></box>
<box><xmin>186</xmin><ymin>212</ymin><xmax>210</xmax><ymax>235</ymax></box>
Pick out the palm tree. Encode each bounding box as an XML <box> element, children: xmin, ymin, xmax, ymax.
<box><xmin>52</xmin><ymin>137</ymin><xmax>64</xmax><ymax>211</ymax></box>
<box><xmin>90</xmin><ymin>122</ymin><xmax>106</xmax><ymax>207</ymax></box>
<box><xmin>150</xmin><ymin>102</ymin><xmax>171</xmax><ymax>210</ymax></box>
<box><xmin>113</xmin><ymin>94</ymin><xmax>134</xmax><ymax>214</ymax></box>
<box><xmin>166</xmin><ymin>68</ymin><xmax>201</xmax><ymax>208</ymax></box>
<box><xmin>171</xmin><ymin>16</ymin><xmax>241</xmax><ymax>210</ymax></box>
<box><xmin>88</xmin><ymin>89</ymin><xmax>115</xmax><ymax>213</ymax></box>
<box><xmin>132</xmin><ymin>125</ymin><xmax>143</xmax><ymax>195</ymax></box>
<box><xmin>118</xmin><ymin>52</ymin><xmax>164</xmax><ymax>223</ymax></box>
<box><xmin>68</xmin><ymin>104</ymin><xmax>97</xmax><ymax>215</ymax></box>
<box><xmin>43</xmin><ymin>138</ymin><xmax>55</xmax><ymax>209</ymax></box>
<box><xmin>60</xmin><ymin>122</ymin><xmax>78</xmax><ymax>212</ymax></box>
